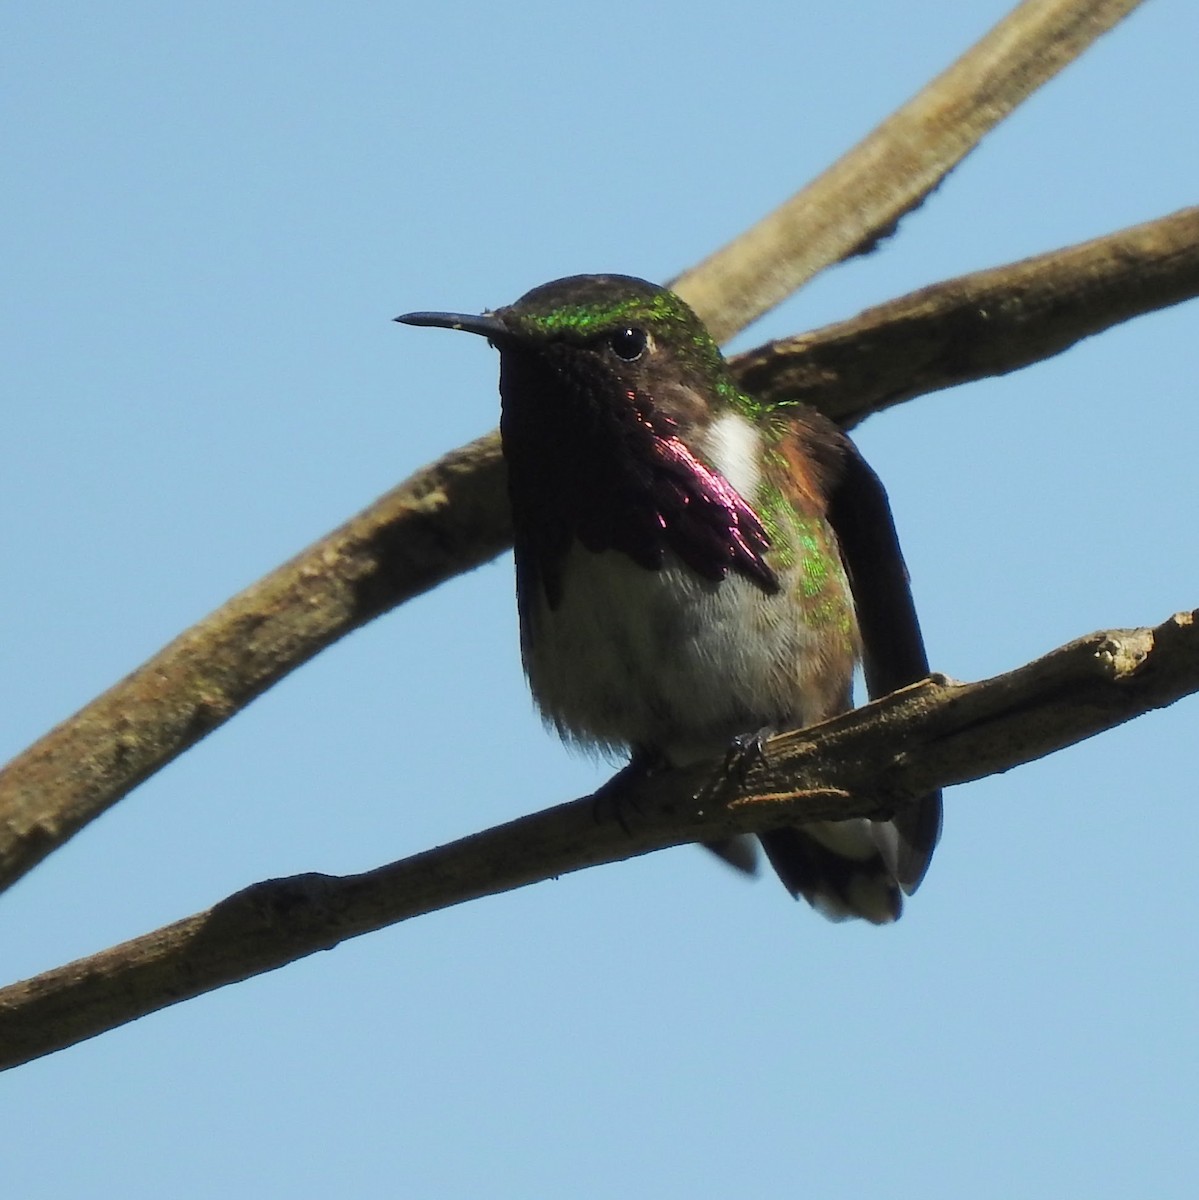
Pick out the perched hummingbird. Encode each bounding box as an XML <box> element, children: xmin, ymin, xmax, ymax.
<box><xmin>397</xmin><ymin>274</ymin><xmax>940</xmax><ymax>923</ymax></box>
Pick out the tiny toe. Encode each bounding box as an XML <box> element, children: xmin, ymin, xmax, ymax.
<box><xmin>721</xmin><ymin>725</ymin><xmax>775</xmax><ymax>782</ymax></box>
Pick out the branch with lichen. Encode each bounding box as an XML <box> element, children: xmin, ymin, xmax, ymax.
<box><xmin>2</xmin><ymin>609</ymin><xmax>1195</xmax><ymax>1072</ymax></box>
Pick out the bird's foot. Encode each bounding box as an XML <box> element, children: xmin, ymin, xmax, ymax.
<box><xmin>720</xmin><ymin>725</ymin><xmax>776</xmax><ymax>786</ymax></box>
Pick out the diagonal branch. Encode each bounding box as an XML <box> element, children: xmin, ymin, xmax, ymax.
<box><xmin>730</xmin><ymin>206</ymin><xmax>1199</xmax><ymax>427</ymax></box>
<box><xmin>0</xmin><ymin>0</ymin><xmax>1160</xmax><ymax>895</ymax></box>
<box><xmin>673</xmin><ymin>0</ymin><xmax>1146</xmax><ymax>340</ymax></box>
<box><xmin>1</xmin><ymin>609</ymin><xmax>1195</xmax><ymax>1072</ymax></box>
<box><xmin>0</xmin><ymin>433</ymin><xmax>509</xmax><ymax>892</ymax></box>
<box><xmin>2</xmin><ymin>201</ymin><xmax>1196</xmax><ymax>898</ymax></box>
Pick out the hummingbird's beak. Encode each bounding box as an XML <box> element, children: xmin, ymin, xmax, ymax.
<box><xmin>393</xmin><ymin>311</ymin><xmax>508</xmax><ymax>341</ymax></box>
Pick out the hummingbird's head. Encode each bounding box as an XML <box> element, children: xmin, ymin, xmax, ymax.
<box><xmin>397</xmin><ymin>274</ymin><xmax>778</xmax><ymax>605</ymax></box>
<box><xmin>396</xmin><ymin>274</ymin><xmax>739</xmax><ymax>410</ymax></box>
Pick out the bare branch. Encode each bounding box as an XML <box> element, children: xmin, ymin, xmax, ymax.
<box><xmin>0</xmin><ymin>434</ymin><xmax>508</xmax><ymax>893</ymax></box>
<box><xmin>2</xmin><ymin>201</ymin><xmax>1195</xmax><ymax>898</ymax></box>
<box><xmin>730</xmin><ymin>206</ymin><xmax>1199</xmax><ymax>427</ymax></box>
<box><xmin>672</xmin><ymin>0</ymin><xmax>1146</xmax><ymax>340</ymax></box>
<box><xmin>2</xmin><ymin>609</ymin><xmax>1195</xmax><ymax>1072</ymax></box>
<box><xmin>0</xmin><ymin>0</ymin><xmax>1162</xmax><ymax>895</ymax></box>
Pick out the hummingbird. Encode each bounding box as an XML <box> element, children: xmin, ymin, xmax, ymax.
<box><xmin>397</xmin><ymin>274</ymin><xmax>941</xmax><ymax>923</ymax></box>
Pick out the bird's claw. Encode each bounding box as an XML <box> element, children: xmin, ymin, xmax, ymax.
<box><xmin>720</xmin><ymin>726</ymin><xmax>774</xmax><ymax>785</ymax></box>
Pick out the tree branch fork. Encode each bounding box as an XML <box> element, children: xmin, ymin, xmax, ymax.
<box><xmin>1</xmin><ymin>609</ymin><xmax>1194</xmax><ymax>1072</ymax></box>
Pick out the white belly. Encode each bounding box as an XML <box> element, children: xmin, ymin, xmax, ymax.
<box><xmin>522</xmin><ymin>544</ymin><xmax>853</xmax><ymax>764</ymax></box>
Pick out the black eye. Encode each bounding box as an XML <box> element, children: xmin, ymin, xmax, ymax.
<box><xmin>608</xmin><ymin>327</ymin><xmax>648</xmax><ymax>361</ymax></box>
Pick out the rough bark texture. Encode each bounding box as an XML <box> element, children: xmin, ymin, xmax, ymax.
<box><xmin>2</xmin><ymin>611</ymin><xmax>1194</xmax><ymax>1071</ymax></box>
<box><xmin>5</xmin><ymin>203</ymin><xmax>1194</xmax><ymax>898</ymax></box>
<box><xmin>0</xmin><ymin>0</ymin><xmax>1160</xmax><ymax>899</ymax></box>
<box><xmin>730</xmin><ymin>207</ymin><xmax>1199</xmax><ymax>426</ymax></box>
<box><xmin>672</xmin><ymin>0</ymin><xmax>1146</xmax><ymax>339</ymax></box>
<box><xmin>0</xmin><ymin>434</ymin><xmax>508</xmax><ymax>890</ymax></box>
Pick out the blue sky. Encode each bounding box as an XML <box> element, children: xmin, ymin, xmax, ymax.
<box><xmin>3</xmin><ymin>3</ymin><xmax>1198</xmax><ymax>1196</ymax></box>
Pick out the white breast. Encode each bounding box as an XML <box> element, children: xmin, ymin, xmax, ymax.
<box><xmin>702</xmin><ymin>410</ymin><xmax>762</xmax><ymax>500</ymax></box>
<box><xmin>523</xmin><ymin>544</ymin><xmax>848</xmax><ymax>765</ymax></box>
<box><xmin>521</xmin><ymin>408</ymin><xmax>854</xmax><ymax>763</ymax></box>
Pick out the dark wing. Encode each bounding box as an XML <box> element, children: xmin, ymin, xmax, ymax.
<box><xmin>822</xmin><ymin>424</ymin><xmax>942</xmax><ymax>893</ymax></box>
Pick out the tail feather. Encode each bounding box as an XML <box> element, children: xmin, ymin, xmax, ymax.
<box><xmin>760</xmin><ymin>820</ymin><xmax>904</xmax><ymax>925</ymax></box>
<box><xmin>886</xmin><ymin>793</ymin><xmax>943</xmax><ymax>894</ymax></box>
<box><xmin>702</xmin><ymin>835</ymin><xmax>760</xmax><ymax>876</ymax></box>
